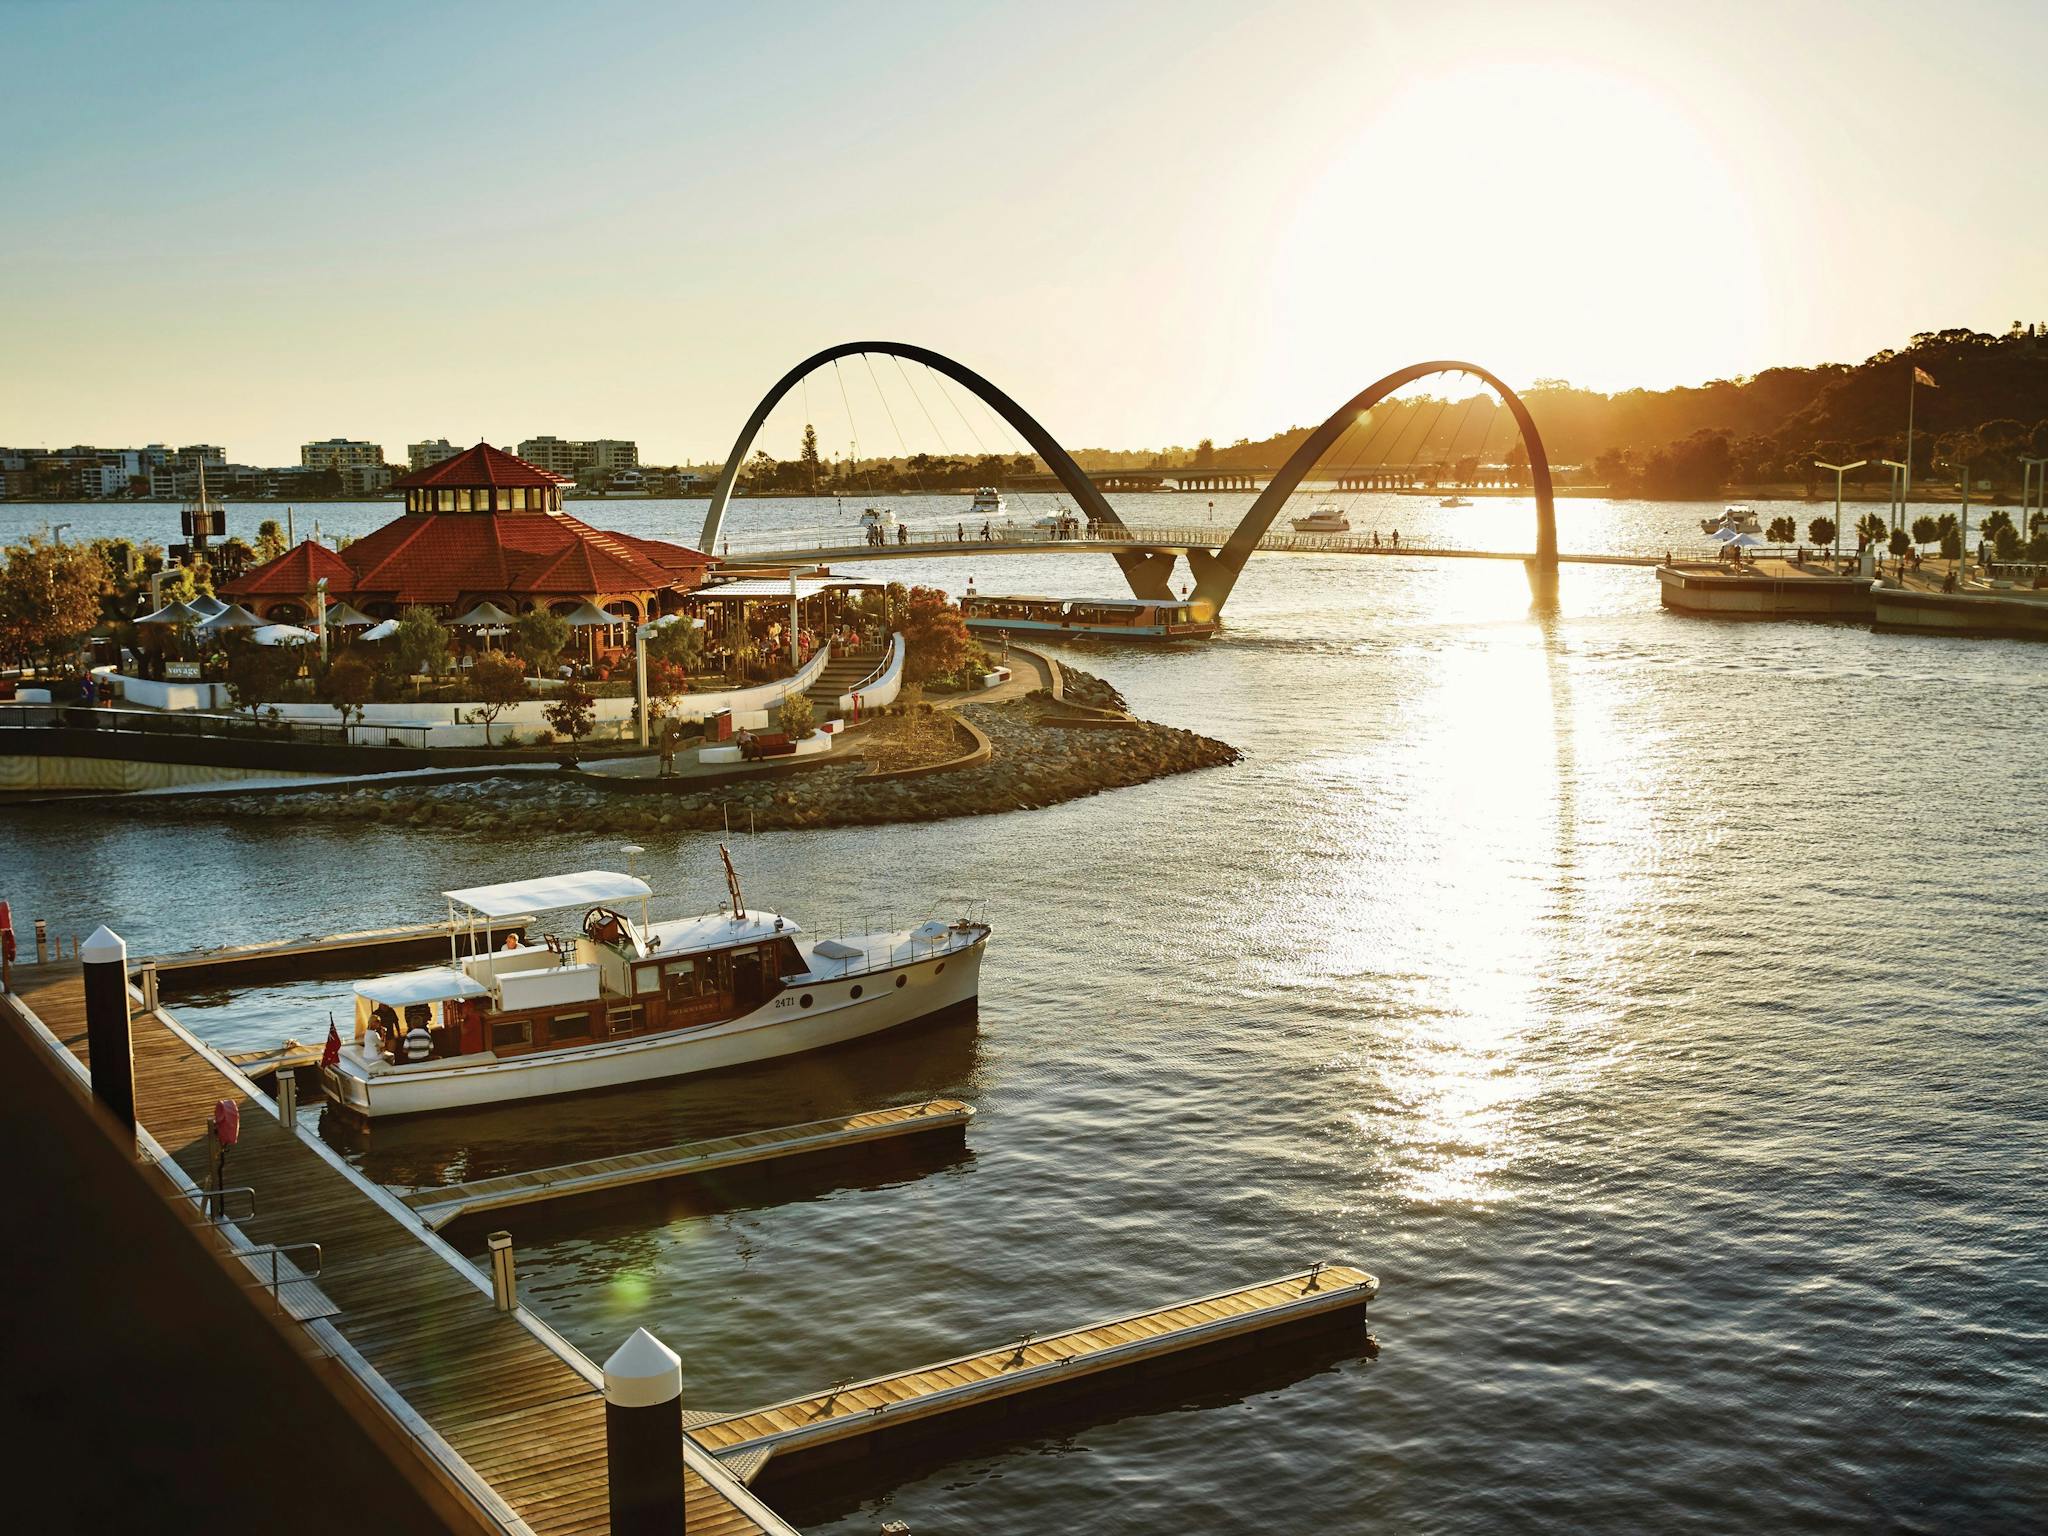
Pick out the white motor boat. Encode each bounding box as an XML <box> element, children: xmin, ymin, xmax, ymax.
<box><xmin>1290</xmin><ymin>504</ymin><xmax>1351</xmax><ymax>533</ymax></box>
<box><xmin>320</xmin><ymin>854</ymin><xmax>990</xmax><ymax>1119</ymax></box>
<box><xmin>969</xmin><ymin>486</ymin><xmax>1005</xmax><ymax>518</ymax></box>
<box><xmin>1702</xmin><ymin>503</ymin><xmax>1761</xmax><ymax>535</ymax></box>
<box><xmin>859</xmin><ymin>505</ymin><xmax>897</xmax><ymax>532</ymax></box>
<box><xmin>1439</xmin><ymin>495</ymin><xmax>1473</xmax><ymax>508</ymax></box>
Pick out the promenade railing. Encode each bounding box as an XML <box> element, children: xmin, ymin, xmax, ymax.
<box><xmin>0</xmin><ymin>703</ymin><xmax>432</xmax><ymax>749</ymax></box>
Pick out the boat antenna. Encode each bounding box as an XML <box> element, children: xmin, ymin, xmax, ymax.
<box><xmin>719</xmin><ymin>843</ymin><xmax>745</xmax><ymax>918</ymax></box>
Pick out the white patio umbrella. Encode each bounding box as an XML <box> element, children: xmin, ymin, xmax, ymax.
<box><xmin>556</xmin><ymin>600</ymin><xmax>618</xmax><ymax>628</ymax></box>
<box><xmin>250</xmin><ymin>623</ymin><xmax>318</xmax><ymax>646</ymax></box>
<box><xmin>322</xmin><ymin>599</ymin><xmax>377</xmax><ymax>628</ymax></box>
<box><xmin>197</xmin><ymin>603</ymin><xmax>265</xmax><ymax>631</ymax></box>
<box><xmin>135</xmin><ymin>598</ymin><xmax>210</xmax><ymax>626</ymax></box>
<box><xmin>188</xmin><ymin>594</ymin><xmax>230</xmax><ymax>619</ymax></box>
<box><xmin>1726</xmin><ymin>532</ymin><xmax>1765</xmax><ymax>548</ymax></box>
<box><xmin>360</xmin><ymin>618</ymin><xmax>400</xmax><ymax>642</ymax></box>
<box><xmin>452</xmin><ymin>600</ymin><xmax>517</xmax><ymax>628</ymax></box>
<box><xmin>1706</xmin><ymin>524</ymin><xmax>1741</xmax><ymax>542</ymax></box>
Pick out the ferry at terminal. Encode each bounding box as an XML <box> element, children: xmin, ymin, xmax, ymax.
<box><xmin>320</xmin><ymin>857</ymin><xmax>990</xmax><ymax>1118</ymax></box>
<box><xmin>961</xmin><ymin>592</ymin><xmax>1217</xmax><ymax>640</ymax></box>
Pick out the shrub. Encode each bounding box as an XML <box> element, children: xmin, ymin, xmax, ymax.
<box><xmin>1806</xmin><ymin>516</ymin><xmax>1837</xmax><ymax>547</ymax></box>
<box><xmin>324</xmin><ymin>654</ymin><xmax>375</xmax><ymax>728</ymax></box>
<box><xmin>543</xmin><ymin>681</ymin><xmax>596</xmax><ymax>755</ymax></box>
<box><xmin>776</xmin><ymin>692</ymin><xmax>815</xmax><ymax>740</ymax></box>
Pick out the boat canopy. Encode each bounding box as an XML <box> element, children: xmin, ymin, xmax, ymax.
<box><xmin>355</xmin><ymin>968</ymin><xmax>490</xmax><ymax>1006</ymax></box>
<box><xmin>445</xmin><ymin>869</ymin><xmax>653</xmax><ymax>919</ymax></box>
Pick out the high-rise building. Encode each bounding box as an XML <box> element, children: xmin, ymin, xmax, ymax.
<box><xmin>516</xmin><ymin>436</ymin><xmax>641</xmax><ymax>481</ymax></box>
<box><xmin>516</xmin><ymin>435</ymin><xmax>580</xmax><ymax>475</ymax></box>
<box><xmin>407</xmin><ymin>439</ymin><xmax>462</xmax><ymax>471</ymax></box>
<box><xmin>301</xmin><ymin>438</ymin><xmax>386</xmax><ymax>471</ymax></box>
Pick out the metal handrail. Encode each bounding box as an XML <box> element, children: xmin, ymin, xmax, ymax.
<box><xmin>170</xmin><ymin>1184</ymin><xmax>256</xmax><ymax>1224</ymax></box>
<box><xmin>241</xmin><ymin>1241</ymin><xmax>325</xmax><ymax>1303</ymax></box>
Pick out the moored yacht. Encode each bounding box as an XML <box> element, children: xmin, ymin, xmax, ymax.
<box><xmin>1290</xmin><ymin>504</ymin><xmax>1351</xmax><ymax>533</ymax></box>
<box><xmin>320</xmin><ymin>855</ymin><xmax>989</xmax><ymax>1119</ymax></box>
<box><xmin>1702</xmin><ymin>503</ymin><xmax>1761</xmax><ymax>535</ymax></box>
<box><xmin>969</xmin><ymin>486</ymin><xmax>1005</xmax><ymax>518</ymax></box>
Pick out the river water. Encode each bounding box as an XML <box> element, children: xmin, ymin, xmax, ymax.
<box><xmin>3</xmin><ymin>493</ymin><xmax>2044</xmax><ymax>1532</ymax></box>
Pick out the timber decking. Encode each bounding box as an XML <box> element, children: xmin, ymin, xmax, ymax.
<box><xmin>143</xmin><ymin>917</ymin><xmax>531</xmax><ymax>985</ymax></box>
<box><xmin>4</xmin><ymin>962</ymin><xmax>782</xmax><ymax>1536</ymax></box>
<box><xmin>690</xmin><ymin>1263</ymin><xmax>1377</xmax><ymax>1483</ymax></box>
<box><xmin>401</xmin><ymin>1099</ymin><xmax>973</xmax><ymax>1230</ymax></box>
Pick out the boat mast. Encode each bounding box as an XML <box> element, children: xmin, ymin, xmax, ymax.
<box><xmin>719</xmin><ymin>844</ymin><xmax>745</xmax><ymax>918</ymax></box>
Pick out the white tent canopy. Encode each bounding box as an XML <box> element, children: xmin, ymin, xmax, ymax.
<box><xmin>453</xmin><ymin>600</ymin><xmax>518</xmax><ymax>627</ymax></box>
<box><xmin>444</xmin><ymin>869</ymin><xmax>652</xmax><ymax>919</ymax></box>
<box><xmin>251</xmin><ymin>623</ymin><xmax>318</xmax><ymax>646</ymax></box>
<box><xmin>354</xmin><ymin>968</ymin><xmax>490</xmax><ymax>1007</ymax></box>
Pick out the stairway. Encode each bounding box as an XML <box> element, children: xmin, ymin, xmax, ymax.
<box><xmin>805</xmin><ymin>648</ymin><xmax>885</xmax><ymax>718</ymax></box>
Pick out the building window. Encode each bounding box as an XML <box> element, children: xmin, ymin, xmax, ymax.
<box><xmin>490</xmin><ymin>1018</ymin><xmax>531</xmax><ymax>1050</ymax></box>
<box><xmin>549</xmin><ymin>1011</ymin><xmax>591</xmax><ymax>1043</ymax></box>
<box><xmin>665</xmin><ymin>962</ymin><xmax>699</xmax><ymax>1004</ymax></box>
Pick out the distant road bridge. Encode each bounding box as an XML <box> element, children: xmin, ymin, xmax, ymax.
<box><xmin>704</xmin><ymin>344</ymin><xmax>1563</xmax><ymax>612</ymax></box>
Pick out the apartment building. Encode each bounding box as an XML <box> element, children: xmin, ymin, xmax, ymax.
<box><xmin>301</xmin><ymin>438</ymin><xmax>387</xmax><ymax>471</ymax></box>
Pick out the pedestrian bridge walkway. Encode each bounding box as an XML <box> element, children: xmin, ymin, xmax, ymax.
<box><xmin>728</xmin><ymin>521</ymin><xmax>1664</xmax><ymax>571</ymax></box>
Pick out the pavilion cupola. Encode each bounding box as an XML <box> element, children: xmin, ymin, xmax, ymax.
<box><xmin>390</xmin><ymin>442</ymin><xmax>569</xmax><ymax>515</ymax></box>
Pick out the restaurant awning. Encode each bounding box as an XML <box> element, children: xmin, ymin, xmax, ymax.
<box><xmin>444</xmin><ymin>869</ymin><xmax>653</xmax><ymax>919</ymax></box>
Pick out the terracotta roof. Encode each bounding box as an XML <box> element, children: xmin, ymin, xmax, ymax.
<box><xmin>224</xmin><ymin>509</ymin><xmax>714</xmax><ymax>608</ymax></box>
<box><xmin>391</xmin><ymin>442</ymin><xmax>569</xmax><ymax>491</ymax></box>
<box><xmin>218</xmin><ymin>538</ymin><xmax>356</xmax><ymax>597</ymax></box>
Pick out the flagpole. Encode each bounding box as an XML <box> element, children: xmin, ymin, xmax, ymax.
<box><xmin>1903</xmin><ymin>366</ymin><xmax>1916</xmax><ymax>525</ymax></box>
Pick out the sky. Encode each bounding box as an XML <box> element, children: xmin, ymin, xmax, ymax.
<box><xmin>3</xmin><ymin>0</ymin><xmax>2045</xmax><ymax>466</ymax></box>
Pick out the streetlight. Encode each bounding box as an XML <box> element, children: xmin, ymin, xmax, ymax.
<box><xmin>2022</xmin><ymin>455</ymin><xmax>2048</xmax><ymax>544</ymax></box>
<box><xmin>1880</xmin><ymin>460</ymin><xmax>1909</xmax><ymax>535</ymax></box>
<box><xmin>1813</xmin><ymin>459</ymin><xmax>1867</xmax><ymax>563</ymax></box>
<box><xmin>51</xmin><ymin>522</ymin><xmax>72</xmax><ymax>544</ymax></box>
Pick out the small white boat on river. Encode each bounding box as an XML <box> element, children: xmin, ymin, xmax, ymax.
<box><xmin>320</xmin><ymin>855</ymin><xmax>989</xmax><ymax>1119</ymax></box>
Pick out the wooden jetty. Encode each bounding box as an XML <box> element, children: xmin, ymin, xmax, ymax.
<box><xmin>689</xmin><ymin>1263</ymin><xmax>1377</xmax><ymax>1486</ymax></box>
<box><xmin>402</xmin><ymin>1099</ymin><xmax>974</xmax><ymax>1231</ymax></box>
<box><xmin>141</xmin><ymin>917</ymin><xmax>531</xmax><ymax>988</ymax></box>
<box><xmin>2</xmin><ymin>961</ymin><xmax>792</xmax><ymax>1536</ymax></box>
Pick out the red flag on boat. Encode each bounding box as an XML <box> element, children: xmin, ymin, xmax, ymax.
<box><xmin>1913</xmin><ymin>366</ymin><xmax>1938</xmax><ymax>388</ymax></box>
<box><xmin>321</xmin><ymin>1018</ymin><xmax>341</xmax><ymax>1068</ymax></box>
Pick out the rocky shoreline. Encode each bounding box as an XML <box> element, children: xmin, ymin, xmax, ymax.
<box><xmin>182</xmin><ymin>669</ymin><xmax>1239</xmax><ymax>835</ymax></box>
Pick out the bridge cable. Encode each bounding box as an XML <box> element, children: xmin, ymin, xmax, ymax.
<box><xmin>891</xmin><ymin>354</ymin><xmax>956</xmax><ymax>462</ymax></box>
<box><xmin>861</xmin><ymin>351</ymin><xmax>926</xmax><ymax>498</ymax></box>
<box><xmin>830</xmin><ymin>358</ymin><xmax>877</xmax><ymax>497</ymax></box>
<box><xmin>924</xmin><ymin>362</ymin><xmax>991</xmax><ymax>457</ymax></box>
<box><xmin>1325</xmin><ymin>401</ymin><xmax>1409</xmax><ymax>519</ymax></box>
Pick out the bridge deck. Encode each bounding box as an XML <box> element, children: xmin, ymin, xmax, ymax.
<box><xmin>731</xmin><ymin>527</ymin><xmax>1660</xmax><ymax>568</ymax></box>
<box><xmin>689</xmin><ymin>1263</ymin><xmax>1376</xmax><ymax>1484</ymax></box>
<box><xmin>4</xmin><ymin>962</ymin><xmax>787</xmax><ymax>1536</ymax></box>
<box><xmin>402</xmin><ymin>1098</ymin><xmax>974</xmax><ymax>1230</ymax></box>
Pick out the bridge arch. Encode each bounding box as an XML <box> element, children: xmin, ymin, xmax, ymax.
<box><xmin>1189</xmin><ymin>360</ymin><xmax>1558</xmax><ymax>611</ymax></box>
<box><xmin>699</xmin><ymin>341</ymin><xmax>1186</xmax><ymax>600</ymax></box>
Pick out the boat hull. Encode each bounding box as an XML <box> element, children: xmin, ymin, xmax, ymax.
<box><xmin>323</xmin><ymin>938</ymin><xmax>985</xmax><ymax>1118</ymax></box>
<box><xmin>962</xmin><ymin>615</ymin><xmax>1215</xmax><ymax>641</ymax></box>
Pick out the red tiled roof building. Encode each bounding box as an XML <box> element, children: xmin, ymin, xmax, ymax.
<box><xmin>222</xmin><ymin>443</ymin><xmax>714</xmax><ymax>625</ymax></box>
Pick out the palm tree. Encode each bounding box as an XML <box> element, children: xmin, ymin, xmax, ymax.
<box><xmin>1854</xmin><ymin>512</ymin><xmax>1887</xmax><ymax>548</ymax></box>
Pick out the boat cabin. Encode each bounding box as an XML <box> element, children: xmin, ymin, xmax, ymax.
<box><xmin>349</xmin><ymin>869</ymin><xmax>809</xmax><ymax>1069</ymax></box>
<box><xmin>960</xmin><ymin>594</ymin><xmax>1216</xmax><ymax>639</ymax></box>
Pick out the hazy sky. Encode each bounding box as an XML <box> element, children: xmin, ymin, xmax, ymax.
<box><xmin>5</xmin><ymin>0</ymin><xmax>2044</xmax><ymax>465</ymax></box>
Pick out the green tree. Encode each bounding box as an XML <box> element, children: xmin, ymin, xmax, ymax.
<box><xmin>468</xmin><ymin>652</ymin><xmax>527</xmax><ymax>746</ymax></box>
<box><xmin>1910</xmin><ymin>515</ymin><xmax>1940</xmax><ymax>548</ymax></box>
<box><xmin>800</xmin><ymin>423</ymin><xmax>822</xmax><ymax>490</ymax></box>
<box><xmin>1887</xmin><ymin>528</ymin><xmax>1912</xmax><ymax>562</ymax></box>
<box><xmin>1193</xmin><ymin>438</ymin><xmax>1216</xmax><ymax>469</ymax></box>
<box><xmin>1806</xmin><ymin>516</ymin><xmax>1837</xmax><ymax>547</ymax></box>
<box><xmin>901</xmin><ymin>585</ymin><xmax>967</xmax><ymax>684</ymax></box>
<box><xmin>225</xmin><ymin>642</ymin><xmax>297</xmax><ymax>714</ymax></box>
<box><xmin>1854</xmin><ymin>512</ymin><xmax>1887</xmax><ymax>548</ymax></box>
<box><xmin>324</xmin><ymin>654</ymin><xmax>375</xmax><ymax>729</ymax></box>
<box><xmin>543</xmin><ymin>680</ymin><xmax>596</xmax><ymax>761</ymax></box>
<box><xmin>253</xmin><ymin>519</ymin><xmax>288</xmax><ymax>563</ymax></box>
<box><xmin>1767</xmin><ymin>516</ymin><xmax>1798</xmax><ymax>544</ymax></box>
<box><xmin>509</xmin><ymin>607</ymin><xmax>572</xmax><ymax>673</ymax></box>
<box><xmin>1979</xmin><ymin>509</ymin><xmax>2015</xmax><ymax>542</ymax></box>
<box><xmin>0</xmin><ymin>533</ymin><xmax>112</xmax><ymax>670</ymax></box>
<box><xmin>393</xmin><ymin>605</ymin><xmax>451</xmax><ymax>678</ymax></box>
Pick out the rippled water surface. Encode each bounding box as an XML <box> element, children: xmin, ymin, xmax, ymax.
<box><xmin>4</xmin><ymin>493</ymin><xmax>2044</xmax><ymax>1532</ymax></box>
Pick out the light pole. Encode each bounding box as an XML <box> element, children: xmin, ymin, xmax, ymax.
<box><xmin>2022</xmin><ymin>455</ymin><xmax>2048</xmax><ymax>545</ymax></box>
<box><xmin>1813</xmin><ymin>459</ymin><xmax>1867</xmax><ymax>563</ymax></box>
<box><xmin>1881</xmin><ymin>459</ymin><xmax>1908</xmax><ymax>535</ymax></box>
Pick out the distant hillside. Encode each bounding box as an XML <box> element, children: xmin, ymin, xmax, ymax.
<box><xmin>1135</xmin><ymin>326</ymin><xmax>2048</xmax><ymax>497</ymax></box>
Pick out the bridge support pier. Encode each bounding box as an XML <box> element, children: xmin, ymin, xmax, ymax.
<box><xmin>1115</xmin><ymin>550</ymin><xmax>1178</xmax><ymax>601</ymax></box>
<box><xmin>1524</xmin><ymin>557</ymin><xmax>1559</xmax><ymax>609</ymax></box>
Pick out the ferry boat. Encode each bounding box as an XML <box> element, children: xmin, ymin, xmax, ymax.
<box><xmin>859</xmin><ymin>505</ymin><xmax>897</xmax><ymax>535</ymax></box>
<box><xmin>1702</xmin><ymin>504</ymin><xmax>1761</xmax><ymax>535</ymax></box>
<box><xmin>320</xmin><ymin>857</ymin><xmax>990</xmax><ymax>1119</ymax></box>
<box><xmin>960</xmin><ymin>593</ymin><xmax>1217</xmax><ymax>640</ymax></box>
<box><xmin>969</xmin><ymin>486</ymin><xmax>1005</xmax><ymax>518</ymax></box>
<box><xmin>1290</xmin><ymin>504</ymin><xmax>1350</xmax><ymax>533</ymax></box>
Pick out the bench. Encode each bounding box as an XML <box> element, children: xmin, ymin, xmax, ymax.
<box><xmin>739</xmin><ymin>731</ymin><xmax>798</xmax><ymax>760</ymax></box>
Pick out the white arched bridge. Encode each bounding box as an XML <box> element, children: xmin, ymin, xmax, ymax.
<box><xmin>700</xmin><ymin>343</ymin><xmax>1660</xmax><ymax>613</ymax></box>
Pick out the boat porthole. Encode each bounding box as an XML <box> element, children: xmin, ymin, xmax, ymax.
<box><xmin>935</xmin><ymin>962</ymin><xmax>945</xmax><ymax>975</ymax></box>
<box><xmin>850</xmin><ymin>985</ymin><xmax>863</xmax><ymax>999</ymax></box>
<box><xmin>895</xmin><ymin>974</ymin><xmax>907</xmax><ymax>989</ymax></box>
<box><xmin>799</xmin><ymin>993</ymin><xmax>814</xmax><ymax>1008</ymax></box>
